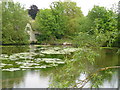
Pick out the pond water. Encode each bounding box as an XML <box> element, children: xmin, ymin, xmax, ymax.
<box><xmin>1</xmin><ymin>45</ymin><xmax>120</xmax><ymax>88</ymax></box>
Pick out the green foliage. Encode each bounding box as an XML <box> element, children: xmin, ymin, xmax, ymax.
<box><xmin>0</xmin><ymin>3</ymin><xmax>2</xmax><ymax>43</ymax></box>
<box><xmin>112</xmin><ymin>2</ymin><xmax>120</xmax><ymax>47</ymax></box>
<box><xmin>88</xmin><ymin>6</ymin><xmax>118</xmax><ymax>46</ymax></box>
<box><xmin>50</xmin><ymin>2</ymin><xmax>68</xmax><ymax>39</ymax></box>
<box><xmin>73</xmin><ymin>48</ymin><xmax>99</xmax><ymax>65</ymax></box>
<box><xmin>75</xmin><ymin>6</ymin><xmax>118</xmax><ymax>47</ymax></box>
<box><xmin>87</xmin><ymin>6</ymin><xmax>108</xmax><ymax>21</ymax></box>
<box><xmin>78</xmin><ymin>17</ymin><xmax>92</xmax><ymax>33</ymax></box>
<box><xmin>49</xmin><ymin>47</ymin><xmax>118</xmax><ymax>88</ymax></box>
<box><xmin>35</xmin><ymin>9</ymin><xmax>56</xmax><ymax>41</ymax></box>
<box><xmin>35</xmin><ymin>1</ymin><xmax>83</xmax><ymax>42</ymax></box>
<box><xmin>2</xmin><ymin>2</ymin><xmax>30</xmax><ymax>44</ymax></box>
<box><xmin>90</xmin><ymin>69</ymin><xmax>115</xmax><ymax>88</ymax></box>
<box><xmin>62</xmin><ymin>1</ymin><xmax>83</xmax><ymax>36</ymax></box>
<box><xmin>112</xmin><ymin>34</ymin><xmax>120</xmax><ymax>47</ymax></box>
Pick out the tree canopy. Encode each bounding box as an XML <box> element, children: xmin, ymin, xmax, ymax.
<box><xmin>2</xmin><ymin>2</ymin><xmax>30</xmax><ymax>44</ymax></box>
<box><xmin>34</xmin><ymin>1</ymin><xmax>83</xmax><ymax>42</ymax></box>
<box><xmin>28</xmin><ymin>5</ymin><xmax>39</xmax><ymax>20</ymax></box>
<box><xmin>75</xmin><ymin>5</ymin><xmax>118</xmax><ymax>47</ymax></box>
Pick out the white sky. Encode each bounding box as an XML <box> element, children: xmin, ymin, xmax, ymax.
<box><xmin>13</xmin><ymin>0</ymin><xmax>119</xmax><ymax>16</ymax></box>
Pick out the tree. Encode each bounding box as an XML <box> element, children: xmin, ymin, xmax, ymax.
<box><xmin>50</xmin><ymin>1</ymin><xmax>68</xmax><ymax>39</ymax></box>
<box><xmin>74</xmin><ymin>6</ymin><xmax>118</xmax><ymax>47</ymax></box>
<box><xmin>88</xmin><ymin>6</ymin><xmax>118</xmax><ymax>46</ymax></box>
<box><xmin>35</xmin><ymin>1</ymin><xmax>83</xmax><ymax>42</ymax></box>
<box><xmin>35</xmin><ymin>2</ymin><xmax>68</xmax><ymax>42</ymax></box>
<box><xmin>63</xmin><ymin>1</ymin><xmax>83</xmax><ymax>18</ymax></box>
<box><xmin>28</xmin><ymin>5</ymin><xmax>39</xmax><ymax>20</ymax></box>
<box><xmin>113</xmin><ymin>1</ymin><xmax>120</xmax><ymax>47</ymax></box>
<box><xmin>2</xmin><ymin>2</ymin><xmax>30</xmax><ymax>44</ymax></box>
<box><xmin>63</xmin><ymin>1</ymin><xmax>83</xmax><ymax>36</ymax></box>
<box><xmin>78</xmin><ymin>16</ymin><xmax>92</xmax><ymax>33</ymax></box>
<box><xmin>50</xmin><ymin>1</ymin><xmax>83</xmax><ymax>37</ymax></box>
<box><xmin>35</xmin><ymin>9</ymin><xmax>57</xmax><ymax>41</ymax></box>
<box><xmin>87</xmin><ymin>6</ymin><xmax>117</xmax><ymax>33</ymax></box>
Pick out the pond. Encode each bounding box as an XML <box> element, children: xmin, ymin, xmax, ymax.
<box><xmin>1</xmin><ymin>45</ymin><xmax>120</xmax><ymax>88</ymax></box>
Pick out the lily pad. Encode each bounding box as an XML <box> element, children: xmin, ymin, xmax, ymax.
<box><xmin>2</xmin><ymin>68</ymin><xmax>20</xmax><ymax>71</ymax></box>
<box><xmin>41</xmin><ymin>47</ymin><xmax>79</xmax><ymax>54</ymax></box>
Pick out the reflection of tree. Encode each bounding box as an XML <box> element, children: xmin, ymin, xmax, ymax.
<box><xmin>86</xmin><ymin>67</ymin><xmax>118</xmax><ymax>88</ymax></box>
<box><xmin>39</xmin><ymin>66</ymin><xmax>64</xmax><ymax>77</ymax></box>
<box><xmin>94</xmin><ymin>48</ymin><xmax>118</xmax><ymax>68</ymax></box>
<box><xmin>77</xmin><ymin>48</ymin><xmax>119</xmax><ymax>88</ymax></box>
<box><xmin>2</xmin><ymin>71</ymin><xmax>27</xmax><ymax>88</ymax></box>
<box><xmin>118</xmin><ymin>54</ymin><xmax>120</xmax><ymax>89</ymax></box>
<box><xmin>49</xmin><ymin>62</ymin><xmax>81</xmax><ymax>88</ymax></box>
<box><xmin>49</xmin><ymin>48</ymin><xmax>119</xmax><ymax>88</ymax></box>
<box><xmin>2</xmin><ymin>46</ymin><xmax>29</xmax><ymax>55</ymax></box>
<box><xmin>118</xmin><ymin>69</ymin><xmax>120</xmax><ymax>89</ymax></box>
<box><xmin>49</xmin><ymin>48</ymin><xmax>96</xmax><ymax>88</ymax></box>
<box><xmin>72</xmin><ymin>67</ymin><xmax>118</xmax><ymax>88</ymax></box>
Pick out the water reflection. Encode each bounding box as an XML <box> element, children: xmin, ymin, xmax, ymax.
<box><xmin>79</xmin><ymin>72</ymin><xmax>118</xmax><ymax>88</ymax></box>
<box><xmin>2</xmin><ymin>70</ymin><xmax>50</xmax><ymax>88</ymax></box>
<box><xmin>99</xmin><ymin>71</ymin><xmax>118</xmax><ymax>88</ymax></box>
<box><xmin>29</xmin><ymin>45</ymin><xmax>36</xmax><ymax>52</ymax></box>
<box><xmin>2</xmin><ymin>46</ymin><xmax>29</xmax><ymax>55</ymax></box>
<box><xmin>14</xmin><ymin>70</ymin><xmax>50</xmax><ymax>88</ymax></box>
<box><xmin>49</xmin><ymin>48</ymin><xmax>119</xmax><ymax>88</ymax></box>
<box><xmin>2</xmin><ymin>45</ymin><xmax>119</xmax><ymax>88</ymax></box>
<box><xmin>118</xmin><ymin>55</ymin><xmax>120</xmax><ymax>89</ymax></box>
<box><xmin>2</xmin><ymin>71</ymin><xmax>26</xmax><ymax>88</ymax></box>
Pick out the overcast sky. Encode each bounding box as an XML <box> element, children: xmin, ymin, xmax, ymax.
<box><xmin>13</xmin><ymin>0</ymin><xmax>119</xmax><ymax>16</ymax></box>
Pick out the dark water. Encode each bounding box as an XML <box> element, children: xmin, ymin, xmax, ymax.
<box><xmin>1</xmin><ymin>45</ymin><xmax>120</xmax><ymax>88</ymax></box>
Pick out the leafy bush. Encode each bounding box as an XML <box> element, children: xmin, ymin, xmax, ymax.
<box><xmin>2</xmin><ymin>2</ymin><xmax>30</xmax><ymax>44</ymax></box>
